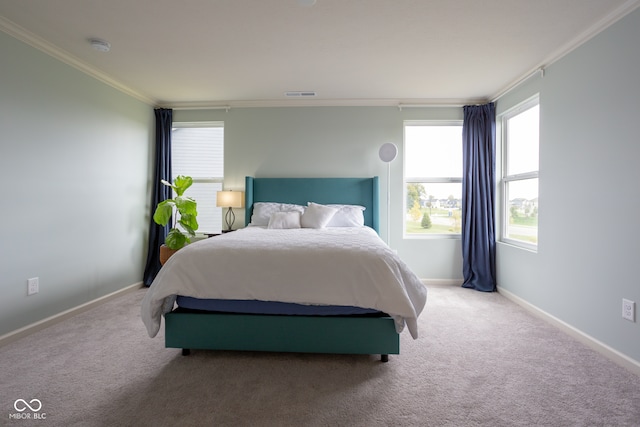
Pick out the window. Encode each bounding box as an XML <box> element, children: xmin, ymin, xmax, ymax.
<box><xmin>501</xmin><ymin>97</ymin><xmax>539</xmax><ymax>249</ymax></box>
<box><xmin>404</xmin><ymin>121</ymin><xmax>463</xmax><ymax>237</ymax></box>
<box><xmin>171</xmin><ymin>122</ymin><xmax>224</xmax><ymax>234</ymax></box>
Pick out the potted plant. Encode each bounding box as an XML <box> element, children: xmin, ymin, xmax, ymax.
<box><xmin>153</xmin><ymin>175</ymin><xmax>198</xmax><ymax>264</ymax></box>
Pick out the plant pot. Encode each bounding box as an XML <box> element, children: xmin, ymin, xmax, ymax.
<box><xmin>159</xmin><ymin>244</ymin><xmax>179</xmax><ymax>265</ymax></box>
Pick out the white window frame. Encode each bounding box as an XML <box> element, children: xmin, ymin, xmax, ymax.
<box><xmin>403</xmin><ymin>120</ymin><xmax>463</xmax><ymax>239</ymax></box>
<box><xmin>171</xmin><ymin>121</ymin><xmax>224</xmax><ymax>235</ymax></box>
<box><xmin>500</xmin><ymin>96</ymin><xmax>539</xmax><ymax>251</ymax></box>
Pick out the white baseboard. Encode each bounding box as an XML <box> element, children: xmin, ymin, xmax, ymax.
<box><xmin>498</xmin><ymin>286</ymin><xmax>640</xmax><ymax>377</ymax></box>
<box><xmin>0</xmin><ymin>282</ymin><xmax>144</xmax><ymax>347</ymax></box>
<box><xmin>421</xmin><ymin>279</ymin><xmax>464</xmax><ymax>286</ymax></box>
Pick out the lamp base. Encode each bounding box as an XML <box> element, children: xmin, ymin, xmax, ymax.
<box><xmin>224</xmin><ymin>207</ymin><xmax>236</xmax><ymax>232</ymax></box>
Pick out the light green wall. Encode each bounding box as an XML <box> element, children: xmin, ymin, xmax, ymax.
<box><xmin>174</xmin><ymin>106</ymin><xmax>465</xmax><ymax>280</ymax></box>
<box><xmin>0</xmin><ymin>32</ymin><xmax>153</xmax><ymax>336</ymax></box>
<box><xmin>496</xmin><ymin>8</ymin><xmax>640</xmax><ymax>364</ymax></box>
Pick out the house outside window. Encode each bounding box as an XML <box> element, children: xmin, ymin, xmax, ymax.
<box><xmin>171</xmin><ymin>122</ymin><xmax>224</xmax><ymax>235</ymax></box>
<box><xmin>500</xmin><ymin>97</ymin><xmax>539</xmax><ymax>249</ymax></box>
<box><xmin>404</xmin><ymin>121</ymin><xmax>463</xmax><ymax>238</ymax></box>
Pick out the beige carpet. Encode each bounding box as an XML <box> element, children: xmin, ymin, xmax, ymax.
<box><xmin>1</xmin><ymin>284</ymin><xmax>640</xmax><ymax>427</ymax></box>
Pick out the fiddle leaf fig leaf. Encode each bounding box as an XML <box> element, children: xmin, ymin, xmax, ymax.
<box><xmin>173</xmin><ymin>175</ymin><xmax>193</xmax><ymax>197</ymax></box>
<box><xmin>175</xmin><ymin>196</ymin><xmax>197</xmax><ymax>216</ymax></box>
<box><xmin>165</xmin><ymin>228</ymin><xmax>189</xmax><ymax>250</ymax></box>
<box><xmin>153</xmin><ymin>200</ymin><xmax>174</xmax><ymax>226</ymax></box>
<box><xmin>160</xmin><ymin>179</ymin><xmax>176</xmax><ymax>192</ymax></box>
<box><xmin>179</xmin><ymin>213</ymin><xmax>198</xmax><ymax>236</ymax></box>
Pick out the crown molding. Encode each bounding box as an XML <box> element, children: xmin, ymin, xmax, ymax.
<box><xmin>491</xmin><ymin>0</ymin><xmax>640</xmax><ymax>101</ymax></box>
<box><xmin>0</xmin><ymin>16</ymin><xmax>155</xmax><ymax>106</ymax></box>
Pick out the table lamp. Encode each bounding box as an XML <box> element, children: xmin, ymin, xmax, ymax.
<box><xmin>216</xmin><ymin>190</ymin><xmax>245</xmax><ymax>232</ymax></box>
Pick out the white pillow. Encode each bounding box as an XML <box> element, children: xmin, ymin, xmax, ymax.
<box><xmin>300</xmin><ymin>202</ymin><xmax>338</xmax><ymax>229</ymax></box>
<box><xmin>281</xmin><ymin>203</ymin><xmax>306</xmax><ymax>214</ymax></box>
<box><xmin>250</xmin><ymin>202</ymin><xmax>282</xmax><ymax>226</ymax></box>
<box><xmin>250</xmin><ymin>202</ymin><xmax>305</xmax><ymax>226</ymax></box>
<box><xmin>327</xmin><ymin>204</ymin><xmax>366</xmax><ymax>227</ymax></box>
<box><xmin>267</xmin><ymin>211</ymin><xmax>301</xmax><ymax>229</ymax></box>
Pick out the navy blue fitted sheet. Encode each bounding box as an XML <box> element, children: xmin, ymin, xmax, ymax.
<box><xmin>176</xmin><ymin>296</ymin><xmax>381</xmax><ymax>316</ymax></box>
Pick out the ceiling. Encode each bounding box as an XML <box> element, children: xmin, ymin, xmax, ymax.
<box><xmin>1</xmin><ymin>0</ymin><xmax>638</xmax><ymax>108</ymax></box>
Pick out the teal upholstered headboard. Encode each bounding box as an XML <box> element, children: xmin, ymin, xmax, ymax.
<box><xmin>245</xmin><ymin>177</ymin><xmax>380</xmax><ymax>234</ymax></box>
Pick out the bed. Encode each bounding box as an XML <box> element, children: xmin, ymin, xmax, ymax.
<box><xmin>141</xmin><ymin>176</ymin><xmax>427</xmax><ymax>362</ymax></box>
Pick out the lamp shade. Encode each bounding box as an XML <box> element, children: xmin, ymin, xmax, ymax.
<box><xmin>379</xmin><ymin>142</ymin><xmax>398</xmax><ymax>163</ymax></box>
<box><xmin>216</xmin><ymin>190</ymin><xmax>245</xmax><ymax>208</ymax></box>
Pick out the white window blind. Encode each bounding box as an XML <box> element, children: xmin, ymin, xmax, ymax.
<box><xmin>171</xmin><ymin>123</ymin><xmax>224</xmax><ymax>234</ymax></box>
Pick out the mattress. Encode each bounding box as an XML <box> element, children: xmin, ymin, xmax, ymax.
<box><xmin>176</xmin><ymin>296</ymin><xmax>383</xmax><ymax>316</ymax></box>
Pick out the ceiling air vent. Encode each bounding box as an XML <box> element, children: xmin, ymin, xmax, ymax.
<box><xmin>285</xmin><ymin>91</ymin><xmax>316</xmax><ymax>97</ymax></box>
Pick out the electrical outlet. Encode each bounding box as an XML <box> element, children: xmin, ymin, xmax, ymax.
<box><xmin>27</xmin><ymin>277</ymin><xmax>39</xmax><ymax>296</ymax></box>
<box><xmin>622</xmin><ymin>299</ymin><xmax>635</xmax><ymax>322</ymax></box>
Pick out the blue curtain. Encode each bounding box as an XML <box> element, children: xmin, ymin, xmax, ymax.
<box><xmin>461</xmin><ymin>103</ymin><xmax>496</xmax><ymax>292</ymax></box>
<box><xmin>142</xmin><ymin>108</ymin><xmax>172</xmax><ymax>286</ymax></box>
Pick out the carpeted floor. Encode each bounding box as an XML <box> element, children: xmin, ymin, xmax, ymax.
<box><xmin>1</xmin><ymin>284</ymin><xmax>639</xmax><ymax>427</ymax></box>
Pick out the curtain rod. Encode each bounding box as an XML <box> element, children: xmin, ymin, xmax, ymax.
<box><xmin>163</xmin><ymin>105</ymin><xmax>231</xmax><ymax>112</ymax></box>
<box><xmin>396</xmin><ymin>98</ymin><xmax>491</xmax><ymax>110</ymax></box>
<box><xmin>397</xmin><ymin>103</ymin><xmax>465</xmax><ymax>110</ymax></box>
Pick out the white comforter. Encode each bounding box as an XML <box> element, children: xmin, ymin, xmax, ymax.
<box><xmin>141</xmin><ymin>226</ymin><xmax>427</xmax><ymax>339</ymax></box>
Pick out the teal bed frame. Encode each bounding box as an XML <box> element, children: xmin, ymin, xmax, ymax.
<box><xmin>164</xmin><ymin>176</ymin><xmax>400</xmax><ymax>362</ymax></box>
